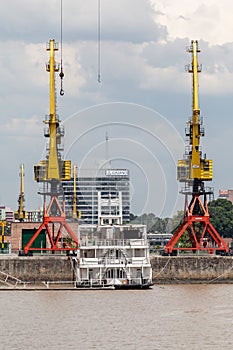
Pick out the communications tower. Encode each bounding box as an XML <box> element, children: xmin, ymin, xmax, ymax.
<box><xmin>165</xmin><ymin>40</ymin><xmax>229</xmax><ymax>255</ymax></box>
<box><xmin>23</xmin><ymin>39</ymin><xmax>78</xmax><ymax>255</ymax></box>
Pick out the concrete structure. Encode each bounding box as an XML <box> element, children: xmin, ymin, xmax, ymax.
<box><xmin>0</xmin><ymin>206</ymin><xmax>14</xmax><ymax>222</ymax></box>
<box><xmin>151</xmin><ymin>255</ymin><xmax>233</xmax><ymax>283</ymax></box>
<box><xmin>219</xmin><ymin>189</ymin><xmax>233</xmax><ymax>204</ymax></box>
<box><xmin>1</xmin><ymin>255</ymin><xmax>233</xmax><ymax>286</ymax></box>
<box><xmin>7</xmin><ymin>221</ymin><xmax>79</xmax><ymax>252</ymax></box>
<box><xmin>26</xmin><ymin>209</ymin><xmax>43</xmax><ymax>222</ymax></box>
<box><xmin>62</xmin><ymin>168</ymin><xmax>130</xmax><ymax>224</ymax></box>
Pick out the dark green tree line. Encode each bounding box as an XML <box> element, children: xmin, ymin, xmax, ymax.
<box><xmin>130</xmin><ymin>198</ymin><xmax>233</xmax><ymax>239</ymax></box>
<box><xmin>208</xmin><ymin>198</ymin><xmax>233</xmax><ymax>238</ymax></box>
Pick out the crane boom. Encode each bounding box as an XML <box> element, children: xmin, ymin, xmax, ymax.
<box><xmin>46</xmin><ymin>39</ymin><xmax>60</xmax><ymax>180</ymax></box>
<box><xmin>188</xmin><ymin>40</ymin><xmax>201</xmax><ymax>179</ymax></box>
<box><xmin>15</xmin><ymin>163</ymin><xmax>26</xmax><ymax>222</ymax></box>
<box><xmin>34</xmin><ymin>39</ymin><xmax>71</xmax><ymax>188</ymax></box>
<box><xmin>177</xmin><ymin>40</ymin><xmax>212</xmax><ymax>190</ymax></box>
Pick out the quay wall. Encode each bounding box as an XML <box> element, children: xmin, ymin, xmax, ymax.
<box><xmin>1</xmin><ymin>255</ymin><xmax>233</xmax><ymax>284</ymax></box>
<box><xmin>0</xmin><ymin>256</ymin><xmax>74</xmax><ymax>283</ymax></box>
<box><xmin>151</xmin><ymin>255</ymin><xmax>233</xmax><ymax>283</ymax></box>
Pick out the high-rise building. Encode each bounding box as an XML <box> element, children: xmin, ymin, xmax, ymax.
<box><xmin>62</xmin><ymin>169</ymin><xmax>130</xmax><ymax>224</ymax></box>
<box><xmin>219</xmin><ymin>189</ymin><xmax>233</xmax><ymax>204</ymax></box>
<box><xmin>0</xmin><ymin>206</ymin><xmax>14</xmax><ymax>222</ymax></box>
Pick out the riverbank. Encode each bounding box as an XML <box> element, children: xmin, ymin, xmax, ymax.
<box><xmin>1</xmin><ymin>254</ymin><xmax>233</xmax><ymax>288</ymax></box>
<box><xmin>151</xmin><ymin>255</ymin><xmax>233</xmax><ymax>283</ymax></box>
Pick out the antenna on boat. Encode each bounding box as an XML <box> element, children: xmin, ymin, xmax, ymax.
<box><xmin>97</xmin><ymin>0</ymin><xmax>101</xmax><ymax>83</ymax></box>
<box><xmin>59</xmin><ymin>0</ymin><xmax>65</xmax><ymax>95</ymax></box>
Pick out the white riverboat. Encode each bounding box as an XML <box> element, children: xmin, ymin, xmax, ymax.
<box><xmin>74</xmin><ymin>223</ymin><xmax>153</xmax><ymax>289</ymax></box>
<box><xmin>73</xmin><ymin>192</ymin><xmax>153</xmax><ymax>289</ymax></box>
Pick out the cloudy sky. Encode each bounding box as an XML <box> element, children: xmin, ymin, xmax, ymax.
<box><xmin>1</xmin><ymin>0</ymin><xmax>233</xmax><ymax>217</ymax></box>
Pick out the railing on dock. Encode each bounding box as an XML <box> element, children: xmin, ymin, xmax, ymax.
<box><xmin>0</xmin><ymin>271</ymin><xmax>29</xmax><ymax>288</ymax></box>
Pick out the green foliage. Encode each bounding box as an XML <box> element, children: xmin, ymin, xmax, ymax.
<box><xmin>208</xmin><ymin>198</ymin><xmax>233</xmax><ymax>238</ymax></box>
<box><xmin>130</xmin><ymin>198</ymin><xmax>233</xmax><ymax>240</ymax></box>
<box><xmin>129</xmin><ymin>198</ymin><xmax>233</xmax><ymax>246</ymax></box>
<box><xmin>130</xmin><ymin>212</ymin><xmax>172</xmax><ymax>233</ymax></box>
<box><xmin>176</xmin><ymin>231</ymin><xmax>192</xmax><ymax>248</ymax></box>
<box><xmin>170</xmin><ymin>210</ymin><xmax>184</xmax><ymax>233</ymax></box>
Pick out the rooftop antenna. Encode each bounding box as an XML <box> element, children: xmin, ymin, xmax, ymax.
<box><xmin>105</xmin><ymin>132</ymin><xmax>111</xmax><ymax>167</ymax></box>
<box><xmin>59</xmin><ymin>0</ymin><xmax>65</xmax><ymax>95</ymax></box>
<box><xmin>97</xmin><ymin>0</ymin><xmax>101</xmax><ymax>83</ymax></box>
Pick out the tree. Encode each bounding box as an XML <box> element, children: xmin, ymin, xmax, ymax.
<box><xmin>129</xmin><ymin>213</ymin><xmax>137</xmax><ymax>222</ymax></box>
<box><xmin>208</xmin><ymin>198</ymin><xmax>233</xmax><ymax>238</ymax></box>
<box><xmin>170</xmin><ymin>210</ymin><xmax>184</xmax><ymax>233</ymax></box>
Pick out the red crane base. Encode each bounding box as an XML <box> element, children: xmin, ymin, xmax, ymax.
<box><xmin>165</xmin><ymin>194</ymin><xmax>229</xmax><ymax>255</ymax></box>
<box><xmin>23</xmin><ymin>196</ymin><xmax>78</xmax><ymax>255</ymax></box>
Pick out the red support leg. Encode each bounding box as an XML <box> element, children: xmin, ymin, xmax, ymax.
<box><xmin>24</xmin><ymin>194</ymin><xmax>78</xmax><ymax>255</ymax></box>
<box><xmin>165</xmin><ymin>194</ymin><xmax>229</xmax><ymax>255</ymax></box>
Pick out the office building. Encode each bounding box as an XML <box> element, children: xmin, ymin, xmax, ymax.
<box><xmin>62</xmin><ymin>168</ymin><xmax>130</xmax><ymax>224</ymax></box>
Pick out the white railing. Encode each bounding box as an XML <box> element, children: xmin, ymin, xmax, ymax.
<box><xmin>0</xmin><ymin>271</ymin><xmax>29</xmax><ymax>288</ymax></box>
<box><xmin>81</xmin><ymin>239</ymin><xmax>148</xmax><ymax>247</ymax></box>
<box><xmin>76</xmin><ymin>277</ymin><xmax>152</xmax><ymax>287</ymax></box>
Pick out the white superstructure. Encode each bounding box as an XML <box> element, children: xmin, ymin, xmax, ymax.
<box><xmin>73</xmin><ymin>193</ymin><xmax>153</xmax><ymax>289</ymax></box>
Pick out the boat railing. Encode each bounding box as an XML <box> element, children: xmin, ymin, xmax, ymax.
<box><xmin>79</xmin><ymin>257</ymin><xmax>151</xmax><ymax>265</ymax></box>
<box><xmin>81</xmin><ymin>239</ymin><xmax>148</xmax><ymax>247</ymax></box>
<box><xmin>0</xmin><ymin>271</ymin><xmax>29</xmax><ymax>288</ymax></box>
<box><xmin>77</xmin><ymin>277</ymin><xmax>152</xmax><ymax>287</ymax></box>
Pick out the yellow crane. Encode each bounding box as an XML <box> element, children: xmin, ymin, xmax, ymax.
<box><xmin>177</xmin><ymin>40</ymin><xmax>212</xmax><ymax>190</ymax></box>
<box><xmin>15</xmin><ymin>163</ymin><xmax>26</xmax><ymax>222</ymax></box>
<box><xmin>23</xmin><ymin>39</ymin><xmax>78</xmax><ymax>255</ymax></box>
<box><xmin>165</xmin><ymin>40</ymin><xmax>229</xmax><ymax>255</ymax></box>
<box><xmin>34</xmin><ymin>39</ymin><xmax>71</xmax><ymax>188</ymax></box>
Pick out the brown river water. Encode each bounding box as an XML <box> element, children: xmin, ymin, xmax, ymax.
<box><xmin>0</xmin><ymin>284</ymin><xmax>233</xmax><ymax>350</ymax></box>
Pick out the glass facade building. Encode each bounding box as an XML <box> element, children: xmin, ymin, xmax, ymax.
<box><xmin>62</xmin><ymin>169</ymin><xmax>130</xmax><ymax>224</ymax></box>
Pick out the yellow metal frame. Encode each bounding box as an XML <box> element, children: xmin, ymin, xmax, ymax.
<box><xmin>34</xmin><ymin>39</ymin><xmax>71</xmax><ymax>183</ymax></box>
<box><xmin>0</xmin><ymin>221</ymin><xmax>6</xmax><ymax>249</ymax></box>
<box><xmin>177</xmin><ymin>40</ymin><xmax>212</xmax><ymax>182</ymax></box>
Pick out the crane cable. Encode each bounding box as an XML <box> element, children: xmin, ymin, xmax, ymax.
<box><xmin>59</xmin><ymin>0</ymin><xmax>64</xmax><ymax>95</ymax></box>
<box><xmin>98</xmin><ymin>0</ymin><xmax>101</xmax><ymax>83</ymax></box>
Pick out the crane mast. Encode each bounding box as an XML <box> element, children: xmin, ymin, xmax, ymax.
<box><xmin>34</xmin><ymin>39</ymin><xmax>71</xmax><ymax>191</ymax></box>
<box><xmin>47</xmin><ymin>39</ymin><xmax>60</xmax><ymax>181</ymax></box>
<box><xmin>23</xmin><ymin>39</ymin><xmax>78</xmax><ymax>255</ymax></box>
<box><xmin>14</xmin><ymin>163</ymin><xmax>26</xmax><ymax>222</ymax></box>
<box><xmin>189</xmin><ymin>40</ymin><xmax>202</xmax><ymax>180</ymax></box>
<box><xmin>18</xmin><ymin>164</ymin><xmax>26</xmax><ymax>221</ymax></box>
<box><xmin>165</xmin><ymin>40</ymin><xmax>229</xmax><ymax>255</ymax></box>
<box><xmin>177</xmin><ymin>40</ymin><xmax>212</xmax><ymax>192</ymax></box>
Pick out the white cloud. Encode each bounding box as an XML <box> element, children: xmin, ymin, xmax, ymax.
<box><xmin>3</xmin><ymin>117</ymin><xmax>41</xmax><ymax>138</ymax></box>
<box><xmin>150</xmin><ymin>0</ymin><xmax>233</xmax><ymax>45</ymax></box>
<box><xmin>0</xmin><ymin>0</ymin><xmax>233</xmax><ymax>214</ymax></box>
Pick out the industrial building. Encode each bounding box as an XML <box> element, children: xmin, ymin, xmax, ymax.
<box><xmin>62</xmin><ymin>168</ymin><xmax>130</xmax><ymax>224</ymax></box>
<box><xmin>219</xmin><ymin>190</ymin><xmax>233</xmax><ymax>204</ymax></box>
<box><xmin>0</xmin><ymin>206</ymin><xmax>14</xmax><ymax>222</ymax></box>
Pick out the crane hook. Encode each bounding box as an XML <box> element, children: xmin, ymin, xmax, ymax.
<box><xmin>59</xmin><ymin>70</ymin><xmax>64</xmax><ymax>80</ymax></box>
<box><xmin>59</xmin><ymin>68</ymin><xmax>65</xmax><ymax>96</ymax></box>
